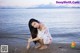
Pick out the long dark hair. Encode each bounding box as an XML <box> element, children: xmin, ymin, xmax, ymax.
<box><xmin>28</xmin><ymin>18</ymin><xmax>40</xmax><ymax>44</ymax></box>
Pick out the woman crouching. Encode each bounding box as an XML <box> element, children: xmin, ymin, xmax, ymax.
<box><xmin>27</xmin><ymin>18</ymin><xmax>53</xmax><ymax>50</ymax></box>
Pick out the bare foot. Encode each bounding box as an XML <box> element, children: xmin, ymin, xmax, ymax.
<box><xmin>39</xmin><ymin>45</ymin><xmax>47</xmax><ymax>50</ymax></box>
<box><xmin>35</xmin><ymin>44</ymin><xmax>41</xmax><ymax>49</ymax></box>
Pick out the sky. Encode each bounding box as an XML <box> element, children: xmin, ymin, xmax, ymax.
<box><xmin>0</xmin><ymin>0</ymin><xmax>79</xmax><ymax>7</ymax></box>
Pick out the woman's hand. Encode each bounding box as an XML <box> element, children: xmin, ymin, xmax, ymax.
<box><xmin>28</xmin><ymin>38</ymin><xmax>33</xmax><ymax>43</ymax></box>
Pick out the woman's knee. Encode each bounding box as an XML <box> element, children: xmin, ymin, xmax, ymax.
<box><xmin>38</xmin><ymin>39</ymin><xmax>44</xmax><ymax>44</ymax></box>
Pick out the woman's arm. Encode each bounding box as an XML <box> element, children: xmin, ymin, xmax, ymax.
<box><xmin>27</xmin><ymin>38</ymin><xmax>39</xmax><ymax>50</ymax></box>
<box><xmin>32</xmin><ymin>37</ymin><xmax>40</xmax><ymax>41</ymax></box>
<box><xmin>26</xmin><ymin>41</ymin><xmax>30</xmax><ymax>49</ymax></box>
<box><xmin>26</xmin><ymin>36</ymin><xmax>40</xmax><ymax>49</ymax></box>
<box><xmin>29</xmin><ymin>36</ymin><xmax>40</xmax><ymax>42</ymax></box>
<box><xmin>26</xmin><ymin>36</ymin><xmax>32</xmax><ymax>49</ymax></box>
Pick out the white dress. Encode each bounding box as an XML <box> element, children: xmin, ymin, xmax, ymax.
<box><xmin>37</xmin><ymin>27</ymin><xmax>53</xmax><ymax>44</ymax></box>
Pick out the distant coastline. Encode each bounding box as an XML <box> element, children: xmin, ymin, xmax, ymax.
<box><xmin>0</xmin><ymin>4</ymin><xmax>80</xmax><ymax>9</ymax></box>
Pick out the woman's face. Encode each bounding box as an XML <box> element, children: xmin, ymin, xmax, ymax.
<box><xmin>31</xmin><ymin>22</ymin><xmax>40</xmax><ymax>28</ymax></box>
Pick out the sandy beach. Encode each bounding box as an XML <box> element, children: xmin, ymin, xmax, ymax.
<box><xmin>0</xmin><ymin>37</ymin><xmax>80</xmax><ymax>53</ymax></box>
<box><xmin>8</xmin><ymin>43</ymin><xmax>80</xmax><ymax>53</ymax></box>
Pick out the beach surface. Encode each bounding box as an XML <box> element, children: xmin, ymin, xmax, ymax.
<box><xmin>8</xmin><ymin>43</ymin><xmax>80</xmax><ymax>53</ymax></box>
<box><xmin>0</xmin><ymin>36</ymin><xmax>80</xmax><ymax>53</ymax></box>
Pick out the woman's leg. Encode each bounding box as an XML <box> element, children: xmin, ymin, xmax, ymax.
<box><xmin>35</xmin><ymin>39</ymin><xmax>43</xmax><ymax>48</ymax></box>
<box><xmin>35</xmin><ymin>39</ymin><xmax>48</xmax><ymax>50</ymax></box>
<box><xmin>38</xmin><ymin>39</ymin><xmax>48</xmax><ymax>50</ymax></box>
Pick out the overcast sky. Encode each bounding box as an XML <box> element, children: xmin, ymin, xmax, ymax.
<box><xmin>0</xmin><ymin>0</ymin><xmax>79</xmax><ymax>7</ymax></box>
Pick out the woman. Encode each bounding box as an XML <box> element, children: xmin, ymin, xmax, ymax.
<box><xmin>27</xmin><ymin>18</ymin><xmax>53</xmax><ymax>50</ymax></box>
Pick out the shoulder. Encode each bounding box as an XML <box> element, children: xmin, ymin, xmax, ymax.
<box><xmin>41</xmin><ymin>24</ymin><xmax>48</xmax><ymax>32</ymax></box>
<box><xmin>41</xmin><ymin>24</ymin><xmax>47</xmax><ymax>30</ymax></box>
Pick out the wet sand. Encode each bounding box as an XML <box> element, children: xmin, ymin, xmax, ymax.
<box><xmin>7</xmin><ymin>43</ymin><xmax>80</xmax><ymax>53</ymax></box>
<box><xmin>0</xmin><ymin>36</ymin><xmax>80</xmax><ymax>53</ymax></box>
